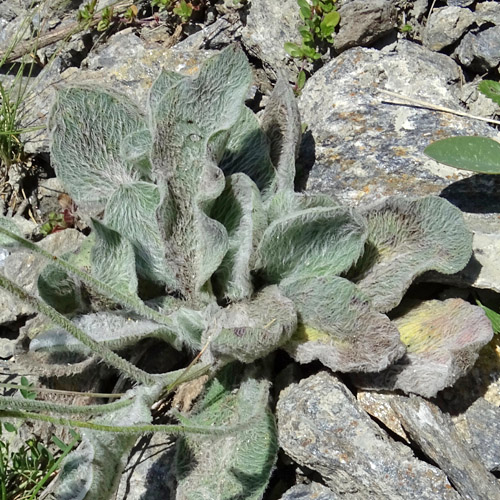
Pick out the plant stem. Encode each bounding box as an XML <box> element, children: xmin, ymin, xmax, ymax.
<box><xmin>0</xmin><ymin>408</ymin><xmax>258</xmax><ymax>436</ymax></box>
<box><xmin>0</xmin><ymin>272</ymin><xmax>157</xmax><ymax>386</ymax></box>
<box><xmin>0</xmin><ymin>395</ymin><xmax>134</xmax><ymax>416</ymax></box>
<box><xmin>0</xmin><ymin>382</ymin><xmax>124</xmax><ymax>398</ymax></box>
<box><xmin>0</xmin><ymin>226</ymin><xmax>179</xmax><ymax>332</ymax></box>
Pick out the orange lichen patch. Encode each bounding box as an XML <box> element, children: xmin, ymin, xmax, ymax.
<box><xmin>337</xmin><ymin>111</ymin><xmax>366</xmax><ymax>123</ymax></box>
<box><xmin>392</xmin><ymin>146</ymin><xmax>409</xmax><ymax>157</ymax></box>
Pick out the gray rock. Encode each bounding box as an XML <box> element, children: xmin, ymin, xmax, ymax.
<box><xmin>461</xmin><ymin>398</ymin><xmax>500</xmax><ymax>472</ymax></box>
<box><xmin>475</xmin><ymin>1</ymin><xmax>500</xmax><ymax>26</ymax></box>
<box><xmin>298</xmin><ymin>40</ymin><xmax>500</xmax><ymax>207</ymax></box>
<box><xmin>279</xmin><ymin>482</ymin><xmax>338</xmax><ymax>500</ymax></box>
<box><xmin>335</xmin><ymin>0</ymin><xmax>397</xmax><ymax>52</ymax></box>
<box><xmin>175</xmin><ymin>16</ymin><xmax>243</xmax><ymax>51</ymax></box>
<box><xmin>115</xmin><ymin>434</ymin><xmax>176</xmax><ymax>500</ymax></box>
<box><xmin>241</xmin><ymin>0</ymin><xmax>301</xmax><ymax>77</ymax></box>
<box><xmin>390</xmin><ymin>395</ymin><xmax>500</xmax><ymax>500</ymax></box>
<box><xmin>21</xmin><ymin>31</ymin><xmax>214</xmax><ymax>154</ymax></box>
<box><xmin>277</xmin><ymin>372</ymin><xmax>459</xmax><ymax>499</ymax></box>
<box><xmin>423</xmin><ymin>6</ymin><xmax>475</xmax><ymax>51</ymax></box>
<box><xmin>0</xmin><ymin>338</ymin><xmax>15</xmax><ymax>359</ymax></box>
<box><xmin>454</xmin><ymin>213</ymin><xmax>500</xmax><ymax>294</ymax></box>
<box><xmin>446</xmin><ymin>0</ymin><xmax>474</xmax><ymax>6</ymax></box>
<box><xmin>455</xmin><ymin>26</ymin><xmax>500</xmax><ymax>72</ymax></box>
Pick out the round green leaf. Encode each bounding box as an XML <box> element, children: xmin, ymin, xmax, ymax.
<box><xmin>424</xmin><ymin>136</ymin><xmax>500</xmax><ymax>174</ymax></box>
<box><xmin>284</xmin><ymin>42</ymin><xmax>304</xmax><ymax>58</ymax></box>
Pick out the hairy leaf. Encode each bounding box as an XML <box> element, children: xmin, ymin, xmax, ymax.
<box><xmin>351</xmin><ymin>196</ymin><xmax>473</xmax><ymax>313</ymax></box>
<box><xmin>149</xmin><ymin>47</ymin><xmax>252</xmax><ymax>299</ymax></box>
<box><xmin>210</xmin><ymin>285</ymin><xmax>297</xmax><ymax>364</ymax></box>
<box><xmin>102</xmin><ymin>182</ymin><xmax>174</xmax><ymax>287</ymax></box>
<box><xmin>175</xmin><ymin>365</ymin><xmax>277</xmax><ymax>500</ymax></box>
<box><xmin>352</xmin><ymin>299</ymin><xmax>494</xmax><ymax>397</ymax></box>
<box><xmin>261</xmin><ymin>74</ymin><xmax>302</xmax><ymax>193</ymax></box>
<box><xmin>220</xmin><ymin>107</ymin><xmax>274</xmax><ymax>191</ymax></box>
<box><xmin>38</xmin><ymin>261</ymin><xmax>87</xmax><ymax>315</ymax></box>
<box><xmin>256</xmin><ymin>206</ymin><xmax>367</xmax><ymax>283</ymax></box>
<box><xmin>281</xmin><ymin>275</ymin><xmax>405</xmax><ymax>372</ymax></box>
<box><xmin>0</xmin><ymin>216</ymin><xmax>23</xmax><ymax>247</ymax></box>
<box><xmin>29</xmin><ymin>311</ymin><xmax>182</xmax><ymax>353</ymax></box>
<box><xmin>211</xmin><ymin>173</ymin><xmax>267</xmax><ymax>301</ymax></box>
<box><xmin>49</xmin><ymin>87</ymin><xmax>148</xmax><ymax>207</ymax></box>
<box><xmin>51</xmin><ymin>385</ymin><xmax>159</xmax><ymax>500</ymax></box>
<box><xmin>266</xmin><ymin>189</ymin><xmax>339</xmax><ymax>223</ymax></box>
<box><xmin>91</xmin><ymin>219</ymin><xmax>138</xmax><ymax>296</ymax></box>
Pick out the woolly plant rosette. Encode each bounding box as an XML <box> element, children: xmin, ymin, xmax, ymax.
<box><xmin>0</xmin><ymin>46</ymin><xmax>492</xmax><ymax>500</ymax></box>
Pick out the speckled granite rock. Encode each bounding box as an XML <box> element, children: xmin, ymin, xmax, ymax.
<box><xmin>277</xmin><ymin>372</ymin><xmax>460</xmax><ymax>499</ymax></box>
<box><xmin>458</xmin><ymin>397</ymin><xmax>500</xmax><ymax>473</ymax></box>
<box><xmin>390</xmin><ymin>395</ymin><xmax>500</xmax><ymax>500</ymax></box>
<box><xmin>335</xmin><ymin>0</ymin><xmax>397</xmax><ymax>52</ymax></box>
<box><xmin>423</xmin><ymin>6</ymin><xmax>475</xmax><ymax>51</ymax></box>
<box><xmin>454</xmin><ymin>26</ymin><xmax>500</xmax><ymax>72</ymax></box>
<box><xmin>279</xmin><ymin>482</ymin><xmax>338</xmax><ymax>500</ymax></box>
<box><xmin>241</xmin><ymin>0</ymin><xmax>301</xmax><ymax>77</ymax></box>
<box><xmin>298</xmin><ymin>39</ymin><xmax>500</xmax><ymax>207</ymax></box>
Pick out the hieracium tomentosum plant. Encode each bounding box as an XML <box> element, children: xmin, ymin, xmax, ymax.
<box><xmin>0</xmin><ymin>46</ymin><xmax>493</xmax><ymax>499</ymax></box>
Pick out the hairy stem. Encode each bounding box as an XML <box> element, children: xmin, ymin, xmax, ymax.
<box><xmin>0</xmin><ymin>395</ymin><xmax>133</xmax><ymax>416</ymax></box>
<box><xmin>0</xmin><ymin>409</ymin><xmax>257</xmax><ymax>436</ymax></box>
<box><xmin>0</xmin><ymin>226</ymin><xmax>178</xmax><ymax>329</ymax></box>
<box><xmin>0</xmin><ymin>272</ymin><xmax>156</xmax><ymax>386</ymax></box>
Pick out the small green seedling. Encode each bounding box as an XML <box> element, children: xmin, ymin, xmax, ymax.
<box><xmin>77</xmin><ymin>0</ymin><xmax>97</xmax><ymax>27</ymax></box>
<box><xmin>97</xmin><ymin>6</ymin><xmax>114</xmax><ymax>31</ymax></box>
<box><xmin>173</xmin><ymin>0</ymin><xmax>193</xmax><ymax>22</ymax></box>
<box><xmin>150</xmin><ymin>0</ymin><xmax>172</xmax><ymax>11</ymax></box>
<box><xmin>285</xmin><ymin>0</ymin><xmax>340</xmax><ymax>91</ymax></box>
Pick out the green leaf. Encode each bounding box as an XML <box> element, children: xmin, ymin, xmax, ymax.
<box><xmin>38</xmin><ymin>259</ymin><xmax>86</xmax><ymax>315</ymax></box>
<box><xmin>90</xmin><ymin>218</ymin><xmax>139</xmax><ymax>296</ymax></box>
<box><xmin>3</xmin><ymin>422</ymin><xmax>16</xmax><ymax>433</ymax></box>
<box><xmin>20</xmin><ymin>376</ymin><xmax>37</xmax><ymax>400</ymax></box>
<box><xmin>320</xmin><ymin>10</ymin><xmax>340</xmax><ymax>31</ymax></box>
<box><xmin>175</xmin><ymin>365</ymin><xmax>277</xmax><ymax>500</ymax></box>
<box><xmin>256</xmin><ymin>206</ymin><xmax>367</xmax><ymax>283</ymax></box>
<box><xmin>0</xmin><ymin>216</ymin><xmax>23</xmax><ymax>248</ymax></box>
<box><xmin>300</xmin><ymin>5</ymin><xmax>312</xmax><ymax>20</ymax></box>
<box><xmin>284</xmin><ymin>42</ymin><xmax>304</xmax><ymax>59</ymax></box>
<box><xmin>102</xmin><ymin>182</ymin><xmax>175</xmax><ymax>287</ymax></box>
<box><xmin>150</xmin><ymin>46</ymin><xmax>250</xmax><ymax>299</ymax></box>
<box><xmin>30</xmin><ymin>310</ymin><xmax>195</xmax><ymax>353</ymax></box>
<box><xmin>281</xmin><ymin>275</ymin><xmax>405</xmax><ymax>372</ymax></box>
<box><xmin>478</xmin><ymin>79</ymin><xmax>500</xmax><ymax>107</ymax></box>
<box><xmin>51</xmin><ymin>385</ymin><xmax>160</xmax><ymax>500</ymax></box>
<box><xmin>297</xmin><ymin>0</ymin><xmax>310</xmax><ymax>11</ymax></box>
<box><xmin>478</xmin><ymin>300</ymin><xmax>500</xmax><ymax>334</ymax></box>
<box><xmin>424</xmin><ymin>136</ymin><xmax>500</xmax><ymax>174</ymax></box>
<box><xmin>354</xmin><ymin>299</ymin><xmax>494</xmax><ymax>397</ymax></box>
<box><xmin>297</xmin><ymin>70</ymin><xmax>307</xmax><ymax>91</ymax></box>
<box><xmin>219</xmin><ymin>107</ymin><xmax>274</xmax><ymax>190</ymax></box>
